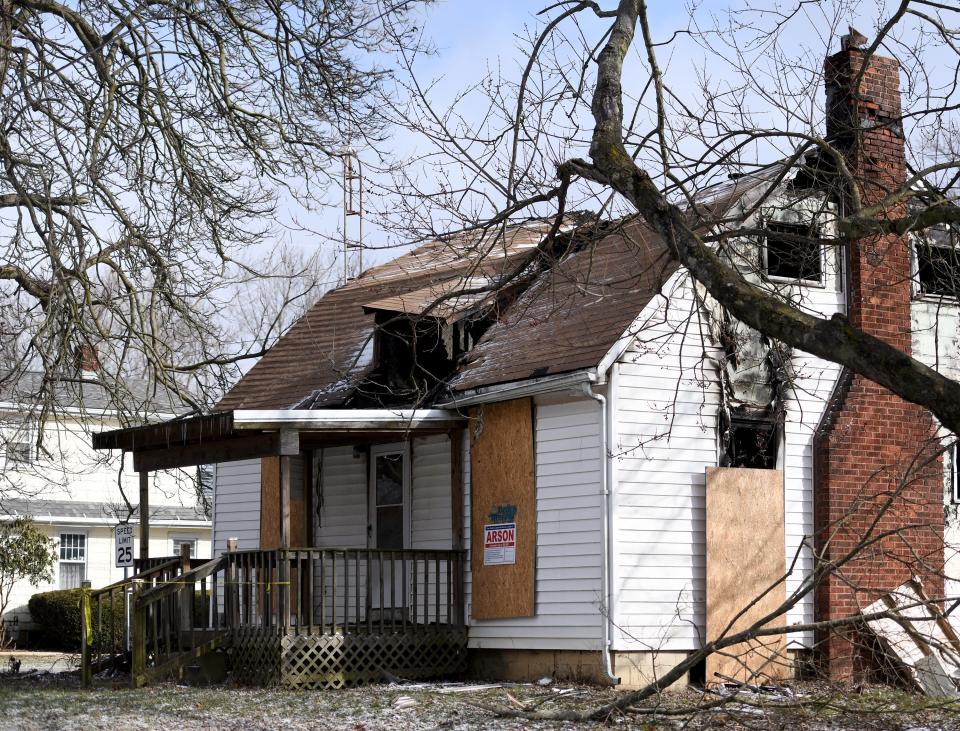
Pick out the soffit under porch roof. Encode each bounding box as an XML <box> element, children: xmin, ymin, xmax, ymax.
<box><xmin>92</xmin><ymin>409</ymin><xmax>466</xmax><ymax>472</ymax></box>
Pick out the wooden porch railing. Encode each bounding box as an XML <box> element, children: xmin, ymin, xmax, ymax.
<box><xmin>79</xmin><ymin>556</ymin><xmax>183</xmax><ymax>686</ymax></box>
<box><xmin>225</xmin><ymin>548</ymin><xmax>466</xmax><ymax>635</ymax></box>
<box><xmin>82</xmin><ymin>547</ymin><xmax>465</xmax><ymax>688</ymax></box>
<box><xmin>129</xmin><ymin>553</ymin><xmax>230</xmax><ymax>688</ymax></box>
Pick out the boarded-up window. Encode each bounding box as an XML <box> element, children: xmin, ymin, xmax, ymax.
<box><xmin>469</xmin><ymin>398</ymin><xmax>535</xmax><ymax>619</ymax></box>
<box><xmin>260</xmin><ymin>456</ymin><xmax>280</xmax><ymax>549</ymax></box>
<box><xmin>705</xmin><ymin>466</ymin><xmax>788</xmax><ymax>684</ymax></box>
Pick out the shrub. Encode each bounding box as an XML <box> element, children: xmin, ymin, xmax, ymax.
<box><xmin>29</xmin><ymin>588</ymin><xmax>214</xmax><ymax>651</ymax></box>
<box><xmin>28</xmin><ymin>589</ymin><xmax>124</xmax><ymax>651</ymax></box>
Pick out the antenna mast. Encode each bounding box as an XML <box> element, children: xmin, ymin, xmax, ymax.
<box><xmin>342</xmin><ymin>148</ymin><xmax>364</xmax><ymax>284</ymax></box>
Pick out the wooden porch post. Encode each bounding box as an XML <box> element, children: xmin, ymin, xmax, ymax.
<box><xmin>279</xmin><ymin>452</ymin><xmax>292</xmax><ymax>631</ymax></box>
<box><xmin>139</xmin><ymin>471</ymin><xmax>149</xmax><ymax>562</ymax></box>
<box><xmin>450</xmin><ymin>429</ymin><xmax>465</xmax><ymax>627</ymax></box>
<box><xmin>450</xmin><ymin>430</ymin><xmax>464</xmax><ymax>551</ymax></box>
<box><xmin>280</xmin><ymin>454</ymin><xmax>291</xmax><ymax>549</ymax></box>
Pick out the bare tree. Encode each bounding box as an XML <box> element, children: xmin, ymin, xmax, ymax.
<box><xmin>0</xmin><ymin>0</ymin><xmax>426</xmax><ymax>424</ymax></box>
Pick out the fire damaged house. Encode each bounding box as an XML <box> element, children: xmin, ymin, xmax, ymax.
<box><xmin>90</xmin><ymin>37</ymin><xmax>958</xmax><ymax>690</ymax></box>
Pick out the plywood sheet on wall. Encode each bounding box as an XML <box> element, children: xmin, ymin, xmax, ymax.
<box><xmin>705</xmin><ymin>467</ymin><xmax>789</xmax><ymax>684</ymax></box>
<box><xmin>260</xmin><ymin>456</ymin><xmax>280</xmax><ymax>550</ymax></box>
<box><xmin>470</xmin><ymin>398</ymin><xmax>535</xmax><ymax>619</ymax></box>
<box><xmin>289</xmin><ymin>454</ymin><xmax>307</xmax><ymax>547</ymax></box>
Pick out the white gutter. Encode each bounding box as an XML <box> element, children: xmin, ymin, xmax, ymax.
<box><xmin>232</xmin><ymin>408</ymin><xmax>464</xmax><ymax>431</ymax></box>
<box><xmin>581</xmin><ymin>372</ymin><xmax>620</xmax><ymax>686</ymax></box>
<box><xmin>436</xmin><ymin>370</ymin><xmax>596</xmax><ymax>409</ymax></box>
<box><xmin>0</xmin><ymin>402</ymin><xmax>182</xmax><ymax>421</ymax></box>
<box><xmin>0</xmin><ymin>514</ymin><xmax>209</xmax><ymax>528</ymax></box>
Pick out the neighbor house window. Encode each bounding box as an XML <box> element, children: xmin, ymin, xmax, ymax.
<box><xmin>1</xmin><ymin>419</ymin><xmax>33</xmax><ymax>469</ymax></box>
<box><xmin>915</xmin><ymin>227</ymin><xmax>960</xmax><ymax>298</ymax></box>
<box><xmin>171</xmin><ymin>536</ymin><xmax>198</xmax><ymax>559</ymax></box>
<box><xmin>58</xmin><ymin>533</ymin><xmax>86</xmax><ymax>589</ymax></box>
<box><xmin>763</xmin><ymin>221</ymin><xmax>823</xmax><ymax>285</ymax></box>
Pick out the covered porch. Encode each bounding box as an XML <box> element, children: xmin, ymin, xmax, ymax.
<box><xmin>90</xmin><ymin>409</ymin><xmax>468</xmax><ymax>688</ymax></box>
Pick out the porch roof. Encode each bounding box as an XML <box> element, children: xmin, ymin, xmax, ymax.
<box><xmin>93</xmin><ymin>408</ymin><xmax>466</xmax><ymax>471</ymax></box>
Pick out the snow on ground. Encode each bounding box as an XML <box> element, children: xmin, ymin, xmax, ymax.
<box><xmin>0</xmin><ymin>670</ymin><xmax>958</xmax><ymax>730</ymax></box>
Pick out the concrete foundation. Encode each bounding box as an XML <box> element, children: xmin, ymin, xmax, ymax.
<box><xmin>466</xmin><ymin>649</ymin><xmax>691</xmax><ymax>691</ymax></box>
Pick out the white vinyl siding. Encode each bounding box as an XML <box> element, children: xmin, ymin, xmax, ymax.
<box><xmin>314</xmin><ymin>446</ymin><xmax>368</xmax><ymax>548</ymax></box>
<box><xmin>212</xmin><ymin>459</ymin><xmax>261</xmax><ymax>556</ymax></box>
<box><xmin>411</xmin><ymin>435</ymin><xmax>453</xmax><ymax>550</ymax></box>
<box><xmin>611</xmin><ymin>269</ymin><xmax>843</xmax><ymax>651</ymax></box>
<box><xmin>912</xmin><ymin>297</ymin><xmax>960</xmax><ymax>602</ymax></box>
<box><xmin>465</xmin><ymin>397</ymin><xmax>604</xmax><ymax>650</ymax></box>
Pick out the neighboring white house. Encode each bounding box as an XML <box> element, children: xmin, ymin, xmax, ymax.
<box><xmin>0</xmin><ymin>367</ymin><xmax>211</xmax><ymax>645</ymax></box>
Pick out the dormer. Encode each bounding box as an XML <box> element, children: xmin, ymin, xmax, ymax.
<box><xmin>358</xmin><ymin>276</ymin><xmax>511</xmax><ymax>405</ymax></box>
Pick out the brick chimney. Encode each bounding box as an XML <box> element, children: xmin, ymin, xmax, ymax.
<box><xmin>813</xmin><ymin>33</ymin><xmax>944</xmax><ymax>680</ymax></box>
<box><xmin>75</xmin><ymin>344</ymin><xmax>100</xmax><ymax>376</ymax></box>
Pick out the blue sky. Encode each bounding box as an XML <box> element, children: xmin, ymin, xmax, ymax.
<box><xmin>277</xmin><ymin>1</ymin><xmax>928</xmax><ymax>277</ymax></box>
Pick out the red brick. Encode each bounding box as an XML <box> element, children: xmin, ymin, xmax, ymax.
<box><xmin>814</xmin><ymin>45</ymin><xmax>944</xmax><ymax>681</ymax></box>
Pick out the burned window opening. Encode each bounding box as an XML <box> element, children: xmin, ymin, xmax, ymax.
<box><xmin>764</xmin><ymin>221</ymin><xmax>823</xmax><ymax>284</ymax></box>
<box><xmin>724</xmin><ymin>417</ymin><xmax>780</xmax><ymax>469</ymax></box>
<box><xmin>347</xmin><ymin>309</ymin><xmax>497</xmax><ymax>408</ymax></box>
<box><xmin>916</xmin><ymin>227</ymin><xmax>960</xmax><ymax>299</ymax></box>
<box><xmin>951</xmin><ymin>443</ymin><xmax>960</xmax><ymax>505</ymax></box>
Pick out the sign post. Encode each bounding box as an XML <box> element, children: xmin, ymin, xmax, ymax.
<box><xmin>115</xmin><ymin>523</ymin><xmax>134</xmax><ymax>569</ymax></box>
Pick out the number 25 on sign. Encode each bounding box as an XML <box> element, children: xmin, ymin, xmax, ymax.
<box><xmin>115</xmin><ymin>524</ymin><xmax>134</xmax><ymax>568</ymax></box>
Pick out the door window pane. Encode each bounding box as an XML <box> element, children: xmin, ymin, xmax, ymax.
<box><xmin>375</xmin><ymin>454</ymin><xmax>403</xmax><ymax>506</ymax></box>
<box><xmin>376</xmin><ymin>505</ymin><xmax>404</xmax><ymax>550</ymax></box>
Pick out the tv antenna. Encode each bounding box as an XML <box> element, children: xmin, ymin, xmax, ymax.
<box><xmin>342</xmin><ymin>147</ymin><xmax>364</xmax><ymax>284</ymax></box>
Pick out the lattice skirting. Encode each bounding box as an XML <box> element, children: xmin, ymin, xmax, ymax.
<box><xmin>232</xmin><ymin>629</ymin><xmax>467</xmax><ymax>689</ymax></box>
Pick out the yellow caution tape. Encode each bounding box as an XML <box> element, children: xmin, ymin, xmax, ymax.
<box><xmin>81</xmin><ymin>590</ymin><xmax>93</xmax><ymax>646</ymax></box>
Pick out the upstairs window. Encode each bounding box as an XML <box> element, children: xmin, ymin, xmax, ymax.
<box><xmin>763</xmin><ymin>222</ymin><xmax>823</xmax><ymax>285</ymax></box>
<box><xmin>725</xmin><ymin>418</ymin><xmax>779</xmax><ymax>470</ymax></box>
<box><xmin>916</xmin><ymin>227</ymin><xmax>960</xmax><ymax>299</ymax></box>
<box><xmin>1</xmin><ymin>419</ymin><xmax>34</xmax><ymax>469</ymax></box>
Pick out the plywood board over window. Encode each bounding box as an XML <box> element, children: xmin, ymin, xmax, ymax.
<box><xmin>260</xmin><ymin>456</ymin><xmax>280</xmax><ymax>550</ymax></box>
<box><xmin>469</xmin><ymin>398</ymin><xmax>535</xmax><ymax>619</ymax></box>
<box><xmin>705</xmin><ymin>466</ymin><xmax>789</xmax><ymax>684</ymax></box>
<box><xmin>261</xmin><ymin>454</ymin><xmax>309</xmax><ymax>549</ymax></box>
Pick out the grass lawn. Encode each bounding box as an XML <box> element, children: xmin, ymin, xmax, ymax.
<box><xmin>0</xmin><ymin>672</ymin><xmax>958</xmax><ymax>730</ymax></box>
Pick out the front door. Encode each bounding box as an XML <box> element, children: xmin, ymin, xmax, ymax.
<box><xmin>368</xmin><ymin>443</ymin><xmax>410</xmax><ymax>613</ymax></box>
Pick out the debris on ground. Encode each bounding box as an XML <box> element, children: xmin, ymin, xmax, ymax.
<box><xmin>863</xmin><ymin>577</ymin><xmax>960</xmax><ymax>696</ymax></box>
<box><xmin>434</xmin><ymin>682</ymin><xmax>503</xmax><ymax>694</ymax></box>
<box><xmin>0</xmin><ymin>669</ymin><xmax>958</xmax><ymax>729</ymax></box>
<box><xmin>391</xmin><ymin>694</ymin><xmax>418</xmax><ymax>710</ymax></box>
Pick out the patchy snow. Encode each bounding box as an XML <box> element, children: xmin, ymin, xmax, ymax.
<box><xmin>0</xmin><ymin>675</ymin><xmax>957</xmax><ymax>730</ymax></box>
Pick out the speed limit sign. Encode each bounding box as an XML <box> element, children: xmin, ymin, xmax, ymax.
<box><xmin>115</xmin><ymin>524</ymin><xmax>134</xmax><ymax>568</ymax></box>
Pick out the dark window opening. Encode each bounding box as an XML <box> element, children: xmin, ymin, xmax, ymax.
<box><xmin>764</xmin><ymin>222</ymin><xmax>822</xmax><ymax>284</ymax></box>
<box><xmin>916</xmin><ymin>229</ymin><xmax>960</xmax><ymax>298</ymax></box>
<box><xmin>726</xmin><ymin>419</ymin><xmax>779</xmax><ymax>469</ymax></box>
<box><xmin>952</xmin><ymin>444</ymin><xmax>960</xmax><ymax>505</ymax></box>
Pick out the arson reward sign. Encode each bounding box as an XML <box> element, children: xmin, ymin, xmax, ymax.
<box><xmin>483</xmin><ymin>523</ymin><xmax>516</xmax><ymax>566</ymax></box>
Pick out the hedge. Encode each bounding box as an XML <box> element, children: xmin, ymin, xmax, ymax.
<box><xmin>29</xmin><ymin>589</ymin><xmax>120</xmax><ymax>651</ymax></box>
<box><xmin>28</xmin><ymin>589</ymin><xmax>214</xmax><ymax>651</ymax></box>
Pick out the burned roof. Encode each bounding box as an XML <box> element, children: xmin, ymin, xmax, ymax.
<box><xmin>216</xmin><ymin>216</ymin><xmax>590</xmax><ymax>411</ymax></box>
<box><xmin>216</xmin><ymin>165</ymin><xmax>790</xmax><ymax>410</ymax></box>
<box><xmin>450</xmin><ymin>218</ymin><xmax>678</xmax><ymax>392</ymax></box>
